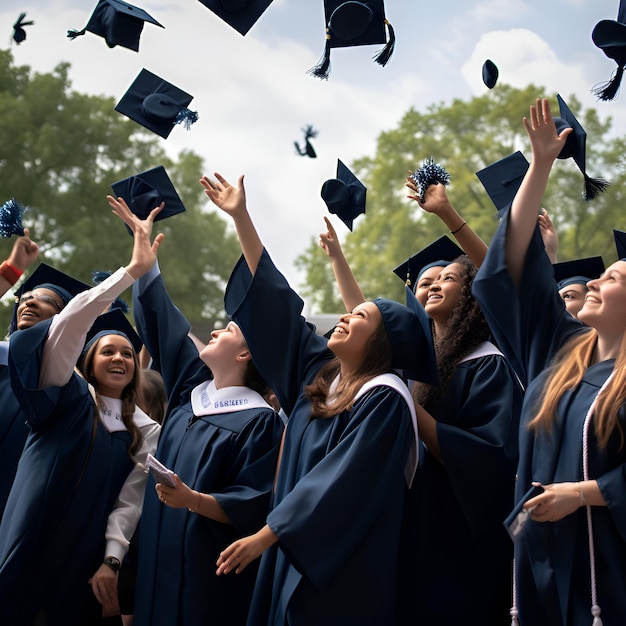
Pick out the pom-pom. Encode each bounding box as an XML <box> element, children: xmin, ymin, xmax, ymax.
<box><xmin>0</xmin><ymin>198</ymin><xmax>26</xmax><ymax>237</ymax></box>
<box><xmin>410</xmin><ymin>157</ymin><xmax>451</xmax><ymax>202</ymax></box>
<box><xmin>373</xmin><ymin>20</ymin><xmax>395</xmax><ymax>68</ymax></box>
<box><xmin>174</xmin><ymin>108</ymin><xmax>199</xmax><ymax>130</ymax></box>
<box><xmin>583</xmin><ymin>174</ymin><xmax>610</xmax><ymax>201</ymax></box>
<box><xmin>92</xmin><ymin>270</ymin><xmax>129</xmax><ymax>313</ymax></box>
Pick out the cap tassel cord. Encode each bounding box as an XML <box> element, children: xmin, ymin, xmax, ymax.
<box><xmin>66</xmin><ymin>28</ymin><xmax>87</xmax><ymax>40</ymax></box>
<box><xmin>509</xmin><ymin>558</ymin><xmax>519</xmax><ymax>625</ymax></box>
<box><xmin>581</xmin><ymin>372</ymin><xmax>614</xmax><ymax>626</ymax></box>
<box><xmin>582</xmin><ymin>174</ymin><xmax>610</xmax><ymax>201</ymax></box>
<box><xmin>373</xmin><ymin>19</ymin><xmax>395</xmax><ymax>67</ymax></box>
<box><xmin>591</xmin><ymin>64</ymin><xmax>625</xmax><ymax>102</ymax></box>
<box><xmin>307</xmin><ymin>29</ymin><xmax>332</xmax><ymax>80</ymax></box>
<box><xmin>174</xmin><ymin>108</ymin><xmax>199</xmax><ymax>130</ymax></box>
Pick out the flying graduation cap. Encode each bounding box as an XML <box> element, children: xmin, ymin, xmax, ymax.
<box><xmin>592</xmin><ymin>0</ymin><xmax>626</xmax><ymax>101</ymax></box>
<box><xmin>308</xmin><ymin>0</ymin><xmax>395</xmax><ymax>80</ymax></box>
<box><xmin>67</xmin><ymin>0</ymin><xmax>163</xmax><ymax>52</ymax></box>
<box><xmin>197</xmin><ymin>0</ymin><xmax>275</xmax><ymax>36</ymax></box>
<box><xmin>482</xmin><ymin>59</ymin><xmax>499</xmax><ymax>89</ymax></box>
<box><xmin>294</xmin><ymin>125</ymin><xmax>318</xmax><ymax>158</ymax></box>
<box><xmin>115</xmin><ymin>69</ymin><xmax>198</xmax><ymax>138</ymax></box>
<box><xmin>393</xmin><ymin>235</ymin><xmax>464</xmax><ymax>292</ymax></box>
<box><xmin>321</xmin><ymin>159</ymin><xmax>366</xmax><ymax>231</ymax></box>
<box><xmin>553</xmin><ymin>94</ymin><xmax>609</xmax><ymax>201</ymax></box>
<box><xmin>476</xmin><ymin>151</ymin><xmax>529</xmax><ymax>216</ymax></box>
<box><xmin>12</xmin><ymin>13</ymin><xmax>34</xmax><ymax>45</ymax></box>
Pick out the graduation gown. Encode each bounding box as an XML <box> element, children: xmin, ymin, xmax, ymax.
<box><xmin>132</xmin><ymin>268</ymin><xmax>284</xmax><ymax>626</ymax></box>
<box><xmin>0</xmin><ymin>344</ymin><xmax>29</xmax><ymax>521</ymax></box>
<box><xmin>472</xmin><ymin>209</ymin><xmax>626</xmax><ymax>626</ymax></box>
<box><xmin>400</xmin><ymin>343</ymin><xmax>523</xmax><ymax>625</ymax></box>
<box><xmin>225</xmin><ymin>250</ymin><xmax>415</xmax><ymax>625</ymax></box>
<box><xmin>0</xmin><ymin>319</ymin><xmax>134</xmax><ymax>626</ymax></box>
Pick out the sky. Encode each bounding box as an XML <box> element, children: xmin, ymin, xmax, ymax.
<box><xmin>2</xmin><ymin>0</ymin><xmax>624</xmax><ymax>314</ymax></box>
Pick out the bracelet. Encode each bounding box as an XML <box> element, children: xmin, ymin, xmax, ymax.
<box><xmin>578</xmin><ymin>482</ymin><xmax>586</xmax><ymax>507</ymax></box>
<box><xmin>188</xmin><ymin>491</ymin><xmax>202</xmax><ymax>512</ymax></box>
<box><xmin>0</xmin><ymin>260</ymin><xmax>23</xmax><ymax>285</ymax></box>
<box><xmin>450</xmin><ymin>222</ymin><xmax>467</xmax><ymax>235</ymax></box>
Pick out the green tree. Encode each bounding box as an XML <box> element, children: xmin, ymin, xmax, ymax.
<box><xmin>0</xmin><ymin>49</ymin><xmax>239</xmax><ymax>336</ymax></box>
<box><xmin>296</xmin><ymin>85</ymin><xmax>626</xmax><ymax>312</ymax></box>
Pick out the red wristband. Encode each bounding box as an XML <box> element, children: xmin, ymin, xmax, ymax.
<box><xmin>0</xmin><ymin>261</ymin><xmax>23</xmax><ymax>285</ymax></box>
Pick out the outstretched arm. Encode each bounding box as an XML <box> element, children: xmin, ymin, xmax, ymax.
<box><xmin>406</xmin><ymin>179</ymin><xmax>488</xmax><ymax>267</ymax></box>
<box><xmin>200</xmin><ymin>173</ymin><xmax>263</xmax><ymax>275</ymax></box>
<box><xmin>319</xmin><ymin>217</ymin><xmax>365</xmax><ymax>312</ymax></box>
<box><xmin>506</xmin><ymin>98</ymin><xmax>572</xmax><ymax>287</ymax></box>
<box><xmin>0</xmin><ymin>228</ymin><xmax>39</xmax><ymax>296</ymax></box>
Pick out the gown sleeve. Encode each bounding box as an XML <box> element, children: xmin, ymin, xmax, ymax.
<box><xmin>472</xmin><ymin>206</ymin><xmax>585</xmax><ymax>387</ymax></box>
<box><xmin>224</xmin><ymin>250</ymin><xmax>332</xmax><ymax>415</ymax></box>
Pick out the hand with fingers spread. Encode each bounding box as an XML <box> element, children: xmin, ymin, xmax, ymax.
<box><xmin>522</xmin><ymin>98</ymin><xmax>573</xmax><ymax>166</ymax></box>
<box><xmin>200</xmin><ymin>173</ymin><xmax>247</xmax><ymax>219</ymax></box>
<box><xmin>106</xmin><ymin>195</ymin><xmax>165</xmax><ymax>279</ymax></box>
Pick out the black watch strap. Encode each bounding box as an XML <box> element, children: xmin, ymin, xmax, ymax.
<box><xmin>103</xmin><ymin>556</ymin><xmax>121</xmax><ymax>572</ymax></box>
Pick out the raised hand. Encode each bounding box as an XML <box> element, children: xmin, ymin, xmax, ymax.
<box><xmin>522</xmin><ymin>98</ymin><xmax>573</xmax><ymax>166</ymax></box>
<box><xmin>200</xmin><ymin>173</ymin><xmax>246</xmax><ymax>219</ymax></box>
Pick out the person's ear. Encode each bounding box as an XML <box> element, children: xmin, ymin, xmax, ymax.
<box><xmin>237</xmin><ymin>350</ymin><xmax>251</xmax><ymax>362</ymax></box>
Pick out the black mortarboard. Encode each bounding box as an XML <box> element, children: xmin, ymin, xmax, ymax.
<box><xmin>393</xmin><ymin>236</ymin><xmax>464</xmax><ymax>291</ymax></box>
<box><xmin>82</xmin><ymin>308</ymin><xmax>143</xmax><ymax>358</ymax></box>
<box><xmin>476</xmin><ymin>151</ymin><xmax>529</xmax><ymax>215</ymax></box>
<box><xmin>482</xmin><ymin>59</ymin><xmax>499</xmax><ymax>89</ymax></box>
<box><xmin>592</xmin><ymin>0</ymin><xmax>626</xmax><ymax>101</ymax></box>
<box><xmin>11</xmin><ymin>263</ymin><xmax>90</xmax><ymax>334</ymax></box>
<box><xmin>613</xmin><ymin>228</ymin><xmax>626</xmax><ymax>260</ymax></box>
<box><xmin>12</xmin><ymin>13</ymin><xmax>34</xmax><ymax>45</ymax></box>
<box><xmin>553</xmin><ymin>256</ymin><xmax>605</xmax><ymax>290</ymax></box>
<box><xmin>197</xmin><ymin>0</ymin><xmax>274</xmax><ymax>36</ymax></box>
<box><xmin>320</xmin><ymin>159</ymin><xmax>366</xmax><ymax>231</ymax></box>
<box><xmin>111</xmin><ymin>165</ymin><xmax>186</xmax><ymax>233</ymax></box>
<box><xmin>115</xmin><ymin>69</ymin><xmax>198</xmax><ymax>139</ymax></box>
<box><xmin>67</xmin><ymin>0</ymin><xmax>163</xmax><ymax>52</ymax></box>
<box><xmin>553</xmin><ymin>94</ymin><xmax>609</xmax><ymax>201</ymax></box>
<box><xmin>308</xmin><ymin>0</ymin><xmax>395</xmax><ymax>79</ymax></box>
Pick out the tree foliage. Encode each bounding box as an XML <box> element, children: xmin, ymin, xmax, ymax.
<box><xmin>296</xmin><ymin>84</ymin><xmax>626</xmax><ymax>312</ymax></box>
<box><xmin>0</xmin><ymin>49</ymin><xmax>240</xmax><ymax>336</ymax></box>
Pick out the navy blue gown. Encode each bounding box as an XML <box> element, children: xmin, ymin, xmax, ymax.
<box><xmin>132</xmin><ymin>268</ymin><xmax>284</xmax><ymax>626</ymax></box>
<box><xmin>472</xmin><ymin>209</ymin><xmax>626</xmax><ymax>626</ymax></box>
<box><xmin>0</xmin><ymin>319</ymin><xmax>134</xmax><ymax>626</ymax></box>
<box><xmin>0</xmin><ymin>344</ymin><xmax>29</xmax><ymax>521</ymax></box>
<box><xmin>225</xmin><ymin>250</ymin><xmax>415</xmax><ymax>625</ymax></box>
<box><xmin>400</xmin><ymin>345</ymin><xmax>523</xmax><ymax>625</ymax></box>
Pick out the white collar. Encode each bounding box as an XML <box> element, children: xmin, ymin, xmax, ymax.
<box><xmin>190</xmin><ymin>380</ymin><xmax>272</xmax><ymax>416</ymax></box>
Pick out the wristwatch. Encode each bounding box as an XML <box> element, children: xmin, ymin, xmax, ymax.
<box><xmin>103</xmin><ymin>556</ymin><xmax>121</xmax><ymax>573</ymax></box>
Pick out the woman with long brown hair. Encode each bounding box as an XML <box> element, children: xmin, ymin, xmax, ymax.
<box><xmin>473</xmin><ymin>97</ymin><xmax>626</xmax><ymax>625</ymax></box>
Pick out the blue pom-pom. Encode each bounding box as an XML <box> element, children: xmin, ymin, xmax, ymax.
<box><xmin>174</xmin><ymin>108</ymin><xmax>199</xmax><ymax>130</ymax></box>
<box><xmin>0</xmin><ymin>198</ymin><xmax>26</xmax><ymax>237</ymax></box>
<box><xmin>410</xmin><ymin>157</ymin><xmax>451</xmax><ymax>202</ymax></box>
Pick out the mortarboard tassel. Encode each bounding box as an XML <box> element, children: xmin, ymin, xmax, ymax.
<box><xmin>591</xmin><ymin>64</ymin><xmax>625</xmax><ymax>102</ymax></box>
<box><xmin>0</xmin><ymin>199</ymin><xmax>26</xmax><ymax>238</ymax></box>
<box><xmin>591</xmin><ymin>605</ymin><xmax>603</xmax><ymax>626</ymax></box>
<box><xmin>373</xmin><ymin>19</ymin><xmax>395</xmax><ymax>67</ymax></box>
<box><xmin>174</xmin><ymin>108</ymin><xmax>199</xmax><ymax>130</ymax></box>
<box><xmin>583</xmin><ymin>173</ymin><xmax>610</xmax><ymax>201</ymax></box>
<box><xmin>307</xmin><ymin>29</ymin><xmax>332</xmax><ymax>80</ymax></box>
<box><xmin>66</xmin><ymin>28</ymin><xmax>87</xmax><ymax>41</ymax></box>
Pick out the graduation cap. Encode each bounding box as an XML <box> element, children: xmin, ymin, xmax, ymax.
<box><xmin>308</xmin><ymin>0</ymin><xmax>395</xmax><ymax>80</ymax></box>
<box><xmin>82</xmin><ymin>308</ymin><xmax>143</xmax><ymax>361</ymax></box>
<box><xmin>553</xmin><ymin>256</ymin><xmax>605</xmax><ymax>291</ymax></box>
<box><xmin>294</xmin><ymin>125</ymin><xmax>318</xmax><ymax>158</ymax></box>
<box><xmin>67</xmin><ymin>0</ymin><xmax>163</xmax><ymax>52</ymax></box>
<box><xmin>11</xmin><ymin>263</ymin><xmax>90</xmax><ymax>334</ymax></box>
<box><xmin>115</xmin><ymin>69</ymin><xmax>198</xmax><ymax>139</ymax></box>
<box><xmin>320</xmin><ymin>159</ymin><xmax>366</xmax><ymax>231</ymax></box>
<box><xmin>197</xmin><ymin>0</ymin><xmax>275</xmax><ymax>36</ymax></box>
<box><xmin>482</xmin><ymin>59</ymin><xmax>499</xmax><ymax>89</ymax></box>
<box><xmin>0</xmin><ymin>198</ymin><xmax>26</xmax><ymax>237</ymax></box>
<box><xmin>476</xmin><ymin>151</ymin><xmax>530</xmax><ymax>216</ymax></box>
<box><xmin>111</xmin><ymin>165</ymin><xmax>186</xmax><ymax>233</ymax></box>
<box><xmin>613</xmin><ymin>228</ymin><xmax>626</xmax><ymax>260</ymax></box>
<box><xmin>12</xmin><ymin>13</ymin><xmax>34</xmax><ymax>45</ymax></box>
<box><xmin>592</xmin><ymin>0</ymin><xmax>626</xmax><ymax>101</ymax></box>
<box><xmin>393</xmin><ymin>235</ymin><xmax>464</xmax><ymax>291</ymax></box>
